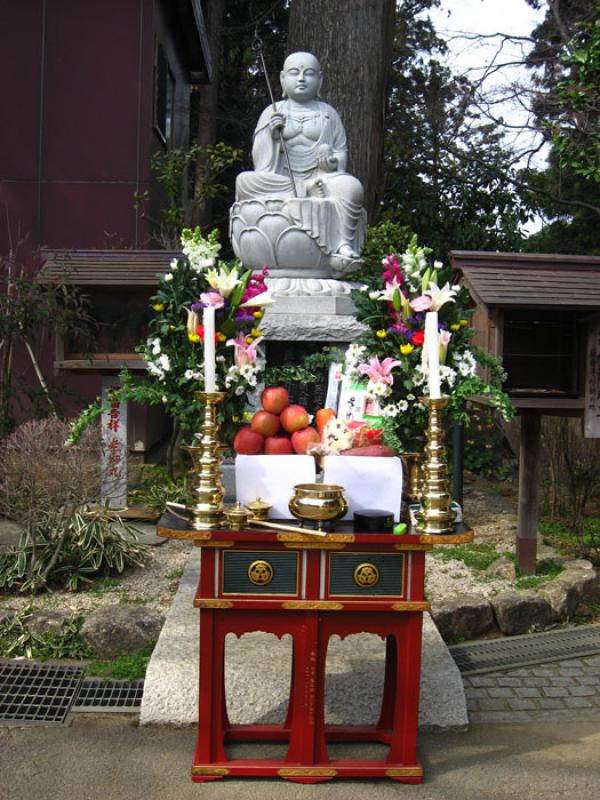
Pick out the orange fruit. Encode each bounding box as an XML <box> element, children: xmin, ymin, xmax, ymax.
<box><xmin>315</xmin><ymin>408</ymin><xmax>336</xmax><ymax>437</ymax></box>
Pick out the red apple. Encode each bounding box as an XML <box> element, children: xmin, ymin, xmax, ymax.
<box><xmin>251</xmin><ymin>410</ymin><xmax>280</xmax><ymax>437</ymax></box>
<box><xmin>261</xmin><ymin>386</ymin><xmax>289</xmax><ymax>414</ymax></box>
<box><xmin>264</xmin><ymin>436</ymin><xmax>293</xmax><ymax>455</ymax></box>
<box><xmin>280</xmin><ymin>404</ymin><xmax>310</xmax><ymax>433</ymax></box>
<box><xmin>233</xmin><ymin>425</ymin><xmax>264</xmax><ymax>455</ymax></box>
<box><xmin>291</xmin><ymin>426</ymin><xmax>320</xmax><ymax>454</ymax></box>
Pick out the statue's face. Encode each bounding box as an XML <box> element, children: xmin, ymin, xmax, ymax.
<box><xmin>280</xmin><ymin>53</ymin><xmax>322</xmax><ymax>101</ymax></box>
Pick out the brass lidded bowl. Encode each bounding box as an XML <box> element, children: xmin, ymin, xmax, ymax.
<box><xmin>244</xmin><ymin>497</ymin><xmax>272</xmax><ymax>521</ymax></box>
<box><xmin>289</xmin><ymin>483</ymin><xmax>348</xmax><ymax>530</ymax></box>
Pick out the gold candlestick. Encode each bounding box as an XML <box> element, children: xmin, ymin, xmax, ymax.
<box><xmin>184</xmin><ymin>391</ymin><xmax>226</xmax><ymax>530</ymax></box>
<box><xmin>416</xmin><ymin>396</ymin><xmax>456</xmax><ymax>535</ymax></box>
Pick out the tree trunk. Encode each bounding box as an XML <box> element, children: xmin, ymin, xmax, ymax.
<box><xmin>191</xmin><ymin>0</ymin><xmax>225</xmax><ymax>230</ymax></box>
<box><xmin>287</xmin><ymin>0</ymin><xmax>396</xmax><ymax>222</ymax></box>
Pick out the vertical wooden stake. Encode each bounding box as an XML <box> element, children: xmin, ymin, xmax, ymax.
<box><xmin>517</xmin><ymin>411</ymin><xmax>542</xmax><ymax>575</ymax></box>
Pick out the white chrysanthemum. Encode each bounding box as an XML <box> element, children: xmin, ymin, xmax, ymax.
<box><xmin>345</xmin><ymin>343</ymin><xmax>367</xmax><ymax>372</ymax></box>
<box><xmin>170</xmin><ymin>258</ymin><xmax>178</xmax><ymax>269</ymax></box>
<box><xmin>146</xmin><ymin>362</ymin><xmax>163</xmax><ymax>379</ymax></box>
<box><xmin>184</xmin><ymin>369</ymin><xmax>202</xmax><ymax>380</ymax></box>
<box><xmin>163</xmin><ymin>272</ymin><xmax>173</xmax><ymax>282</ymax></box>
<box><xmin>369</xmin><ymin>290</ymin><xmax>382</xmax><ymax>300</ymax></box>
<box><xmin>397</xmin><ymin>400</ymin><xmax>409</xmax><ymax>412</ymax></box>
<box><xmin>381</xmin><ymin>404</ymin><xmax>399</xmax><ymax>418</ymax></box>
<box><xmin>149</xmin><ymin>337</ymin><xmax>161</xmax><ymax>355</ymax></box>
<box><xmin>235</xmin><ymin>385</ymin><xmax>246</xmax><ymax>396</ymax></box>
<box><xmin>413</xmin><ymin>365</ymin><xmax>427</xmax><ymax>386</ymax></box>
<box><xmin>157</xmin><ymin>353</ymin><xmax>171</xmax><ymax>372</ymax></box>
<box><xmin>441</xmin><ymin>365</ymin><xmax>456</xmax><ymax>387</ymax></box>
<box><xmin>407</xmin><ymin>393</ymin><xmax>415</xmax><ymax>401</ymax></box>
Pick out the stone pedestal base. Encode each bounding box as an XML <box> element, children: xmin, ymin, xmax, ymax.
<box><xmin>262</xmin><ymin>277</ymin><xmax>365</xmax><ymax>342</ymax></box>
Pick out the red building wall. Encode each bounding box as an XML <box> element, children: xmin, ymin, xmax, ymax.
<box><xmin>0</xmin><ymin>0</ymin><xmax>156</xmax><ymax>253</ymax></box>
<box><xmin>0</xmin><ymin>0</ymin><xmax>202</xmax><ymax>428</ymax></box>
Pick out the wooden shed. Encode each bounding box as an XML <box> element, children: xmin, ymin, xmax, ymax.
<box><xmin>451</xmin><ymin>251</ymin><xmax>600</xmax><ymax>571</ymax></box>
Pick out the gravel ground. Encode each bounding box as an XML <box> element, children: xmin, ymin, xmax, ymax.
<box><xmin>0</xmin><ymin>477</ymin><xmax>550</xmax><ymax>620</ymax></box>
<box><xmin>425</xmin><ymin>477</ymin><xmax>522</xmax><ymax>603</ymax></box>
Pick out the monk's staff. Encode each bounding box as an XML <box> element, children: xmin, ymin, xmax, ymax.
<box><xmin>252</xmin><ymin>33</ymin><xmax>298</xmax><ymax>198</ymax></box>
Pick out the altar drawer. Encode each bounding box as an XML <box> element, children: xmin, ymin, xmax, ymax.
<box><xmin>327</xmin><ymin>552</ymin><xmax>405</xmax><ymax>598</ymax></box>
<box><xmin>221</xmin><ymin>550</ymin><xmax>299</xmax><ymax>596</ymax></box>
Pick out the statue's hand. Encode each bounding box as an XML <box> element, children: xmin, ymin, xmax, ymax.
<box><xmin>317</xmin><ymin>148</ymin><xmax>338</xmax><ymax>172</ymax></box>
<box><xmin>269</xmin><ymin>112</ymin><xmax>286</xmax><ymax>138</ymax></box>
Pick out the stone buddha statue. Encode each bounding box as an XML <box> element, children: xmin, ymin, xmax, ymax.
<box><xmin>230</xmin><ymin>52</ymin><xmax>367</xmax><ymax>279</ymax></box>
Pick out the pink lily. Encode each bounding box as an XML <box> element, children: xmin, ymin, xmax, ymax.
<box><xmin>409</xmin><ymin>295</ymin><xmax>433</xmax><ymax>313</ymax></box>
<box><xmin>226</xmin><ymin>333</ymin><xmax>264</xmax><ymax>368</ymax></box>
<box><xmin>358</xmin><ymin>355</ymin><xmax>402</xmax><ymax>386</ymax></box>
<box><xmin>200</xmin><ymin>291</ymin><xmax>225</xmax><ymax>309</ymax></box>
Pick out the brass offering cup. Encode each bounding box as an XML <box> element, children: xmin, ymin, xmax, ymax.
<box><xmin>289</xmin><ymin>483</ymin><xmax>348</xmax><ymax>531</ymax></box>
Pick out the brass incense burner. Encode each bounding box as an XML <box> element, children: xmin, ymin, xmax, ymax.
<box><xmin>289</xmin><ymin>483</ymin><xmax>348</xmax><ymax>531</ymax></box>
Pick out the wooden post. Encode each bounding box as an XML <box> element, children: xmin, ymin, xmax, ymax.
<box><xmin>516</xmin><ymin>410</ymin><xmax>542</xmax><ymax>575</ymax></box>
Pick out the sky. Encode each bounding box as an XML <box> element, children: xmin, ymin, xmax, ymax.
<box><xmin>425</xmin><ymin>0</ymin><xmax>547</xmax><ymax>157</ymax></box>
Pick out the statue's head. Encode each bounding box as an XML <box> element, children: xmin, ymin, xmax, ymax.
<box><xmin>280</xmin><ymin>52</ymin><xmax>322</xmax><ymax>101</ymax></box>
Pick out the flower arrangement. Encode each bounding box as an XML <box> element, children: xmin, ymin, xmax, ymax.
<box><xmin>122</xmin><ymin>227</ymin><xmax>272</xmax><ymax>446</ymax></box>
<box><xmin>347</xmin><ymin>236</ymin><xmax>513</xmax><ymax>450</ymax></box>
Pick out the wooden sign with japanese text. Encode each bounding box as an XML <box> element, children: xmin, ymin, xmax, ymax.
<box><xmin>101</xmin><ymin>378</ymin><xmax>128</xmax><ymax>507</ymax></box>
<box><xmin>585</xmin><ymin>317</ymin><xmax>600</xmax><ymax>438</ymax></box>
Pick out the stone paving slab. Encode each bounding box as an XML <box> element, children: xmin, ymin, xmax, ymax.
<box><xmin>464</xmin><ymin>654</ymin><xmax>600</xmax><ymax>724</ymax></box>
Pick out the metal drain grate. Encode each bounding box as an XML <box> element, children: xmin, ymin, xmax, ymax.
<box><xmin>72</xmin><ymin>678</ymin><xmax>144</xmax><ymax>712</ymax></box>
<box><xmin>0</xmin><ymin>661</ymin><xmax>83</xmax><ymax>725</ymax></box>
<box><xmin>450</xmin><ymin>624</ymin><xmax>600</xmax><ymax>675</ymax></box>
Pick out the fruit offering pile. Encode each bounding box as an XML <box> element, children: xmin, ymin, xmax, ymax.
<box><xmin>233</xmin><ymin>386</ymin><xmax>395</xmax><ymax>458</ymax></box>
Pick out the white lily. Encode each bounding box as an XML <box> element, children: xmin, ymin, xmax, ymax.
<box><xmin>206</xmin><ymin>267</ymin><xmax>241</xmax><ymax>298</ymax></box>
<box><xmin>240</xmin><ymin>288</ymin><xmax>274</xmax><ymax>307</ymax></box>
<box><xmin>424</xmin><ymin>281</ymin><xmax>457</xmax><ymax>311</ymax></box>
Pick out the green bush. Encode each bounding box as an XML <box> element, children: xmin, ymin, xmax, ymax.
<box><xmin>0</xmin><ymin>610</ymin><xmax>90</xmax><ymax>660</ymax></box>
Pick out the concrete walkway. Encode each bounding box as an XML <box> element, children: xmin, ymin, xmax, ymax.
<box><xmin>1</xmin><ymin>716</ymin><xmax>599</xmax><ymax>800</ymax></box>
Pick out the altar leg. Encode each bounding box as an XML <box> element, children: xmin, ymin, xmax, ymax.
<box><xmin>376</xmin><ymin>635</ymin><xmax>397</xmax><ymax>732</ymax></box>
<box><xmin>193</xmin><ymin>611</ymin><xmax>227</xmax><ymax>779</ymax></box>
<box><xmin>386</xmin><ymin>615</ymin><xmax>423</xmax><ymax>773</ymax></box>
<box><xmin>283</xmin><ymin>614</ymin><xmax>331</xmax><ymax>783</ymax></box>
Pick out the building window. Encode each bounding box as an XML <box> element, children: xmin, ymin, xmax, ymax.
<box><xmin>154</xmin><ymin>42</ymin><xmax>174</xmax><ymax>146</ymax></box>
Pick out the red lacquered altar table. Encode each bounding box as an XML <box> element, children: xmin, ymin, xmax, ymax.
<box><xmin>158</xmin><ymin>517</ymin><xmax>436</xmax><ymax>784</ymax></box>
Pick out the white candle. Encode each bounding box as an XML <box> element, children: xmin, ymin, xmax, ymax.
<box><xmin>424</xmin><ymin>311</ymin><xmax>441</xmax><ymax>399</ymax></box>
<box><xmin>202</xmin><ymin>306</ymin><xmax>217</xmax><ymax>392</ymax></box>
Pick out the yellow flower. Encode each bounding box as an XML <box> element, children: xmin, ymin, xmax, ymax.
<box><xmin>251</xmin><ymin>327</ymin><xmax>263</xmax><ymax>338</ymax></box>
<box><xmin>169</xmin><ymin>325</ymin><xmax>177</xmax><ymax>331</ymax></box>
<box><xmin>152</xmin><ymin>303</ymin><xmax>164</xmax><ymax>312</ymax></box>
<box><xmin>400</xmin><ymin>343</ymin><xmax>414</xmax><ymax>356</ymax></box>
<box><xmin>243</xmin><ymin>410</ymin><xmax>253</xmax><ymax>421</ymax></box>
<box><xmin>217</xmin><ymin>332</ymin><xmax>227</xmax><ymax>343</ymax></box>
<box><xmin>450</xmin><ymin>324</ymin><xmax>461</xmax><ymax>332</ymax></box>
<box><xmin>253</xmin><ymin>310</ymin><xmax>263</xmax><ymax>319</ymax></box>
<box><xmin>246</xmin><ymin>336</ymin><xmax>253</xmax><ymax>344</ymax></box>
<box><xmin>376</xmin><ymin>329</ymin><xmax>387</xmax><ymax>339</ymax></box>
<box><xmin>231</xmin><ymin>415</ymin><xmax>240</xmax><ymax>423</ymax></box>
<box><xmin>187</xmin><ymin>332</ymin><xmax>201</xmax><ymax>343</ymax></box>
<box><xmin>459</xmin><ymin>319</ymin><xmax>468</xmax><ymax>327</ymax></box>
